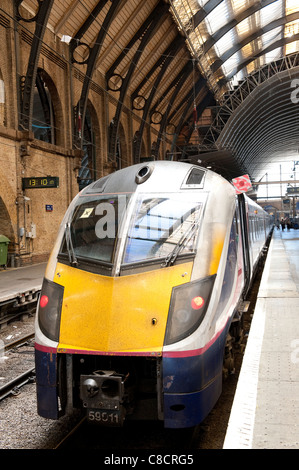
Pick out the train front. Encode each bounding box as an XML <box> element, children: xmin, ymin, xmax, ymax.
<box><xmin>35</xmin><ymin>161</ymin><xmax>236</xmax><ymax>428</ymax></box>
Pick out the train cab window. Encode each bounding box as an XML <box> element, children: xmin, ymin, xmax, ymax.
<box><xmin>58</xmin><ymin>193</ymin><xmax>203</xmax><ymax>274</ymax></box>
<box><xmin>59</xmin><ymin>194</ymin><xmax>129</xmax><ymax>268</ymax></box>
<box><xmin>123</xmin><ymin>194</ymin><xmax>202</xmax><ymax>266</ymax></box>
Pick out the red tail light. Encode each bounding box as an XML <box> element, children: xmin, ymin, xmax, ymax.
<box><xmin>191</xmin><ymin>296</ymin><xmax>205</xmax><ymax>310</ymax></box>
<box><xmin>165</xmin><ymin>274</ymin><xmax>216</xmax><ymax>345</ymax></box>
<box><xmin>40</xmin><ymin>295</ymin><xmax>49</xmax><ymax>308</ymax></box>
<box><xmin>38</xmin><ymin>278</ymin><xmax>64</xmax><ymax>341</ymax></box>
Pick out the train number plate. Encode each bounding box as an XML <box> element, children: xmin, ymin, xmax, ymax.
<box><xmin>87</xmin><ymin>409</ymin><xmax>123</xmax><ymax>426</ymax></box>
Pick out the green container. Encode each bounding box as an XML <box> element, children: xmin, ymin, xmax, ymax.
<box><xmin>0</xmin><ymin>235</ymin><xmax>10</xmax><ymax>267</ymax></box>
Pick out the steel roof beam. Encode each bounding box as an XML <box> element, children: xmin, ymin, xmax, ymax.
<box><xmin>171</xmin><ymin>89</ymin><xmax>214</xmax><ymax>160</ymax></box>
<box><xmin>15</xmin><ymin>0</ymin><xmax>54</xmax><ymax>131</ymax></box>
<box><xmin>73</xmin><ymin>0</ymin><xmax>122</xmax><ymax>147</ymax></box>
<box><xmin>69</xmin><ymin>0</ymin><xmax>109</xmax><ymax>48</ymax></box>
<box><xmin>108</xmin><ymin>2</ymin><xmax>169</xmax><ymax>161</ymax></box>
<box><xmin>131</xmin><ymin>35</ymin><xmax>185</xmax><ymax>102</ymax></box>
<box><xmin>150</xmin><ymin>59</ymin><xmax>192</xmax><ymax>115</ymax></box>
<box><xmin>133</xmin><ymin>36</ymin><xmax>185</xmax><ymax>162</ymax></box>
<box><xmin>35</xmin><ymin>69</ymin><xmax>52</xmax><ymax>142</ymax></box>
<box><xmin>192</xmin><ymin>0</ymin><xmax>223</xmax><ymax>28</ymax></box>
<box><xmin>168</xmin><ymin>75</ymin><xmax>207</xmax><ymax>123</ymax></box>
<box><xmin>180</xmin><ymin>89</ymin><xmax>214</xmax><ymax>148</ymax></box>
<box><xmin>106</xmin><ymin>3</ymin><xmax>168</xmax><ymax>80</ymax></box>
<box><xmin>153</xmin><ymin>63</ymin><xmax>193</xmax><ymax>159</ymax></box>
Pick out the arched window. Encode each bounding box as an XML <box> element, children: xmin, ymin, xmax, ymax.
<box><xmin>32</xmin><ymin>68</ymin><xmax>56</xmax><ymax>144</ymax></box>
<box><xmin>78</xmin><ymin>107</ymin><xmax>96</xmax><ymax>191</ymax></box>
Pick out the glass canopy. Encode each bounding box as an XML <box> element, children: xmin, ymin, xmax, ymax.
<box><xmin>170</xmin><ymin>0</ymin><xmax>299</xmax><ymax>96</ymax></box>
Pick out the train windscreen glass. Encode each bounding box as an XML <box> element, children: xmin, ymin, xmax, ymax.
<box><xmin>59</xmin><ymin>194</ymin><xmax>129</xmax><ymax>265</ymax></box>
<box><xmin>123</xmin><ymin>195</ymin><xmax>202</xmax><ymax>265</ymax></box>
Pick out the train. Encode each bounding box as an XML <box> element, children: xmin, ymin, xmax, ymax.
<box><xmin>34</xmin><ymin>161</ymin><xmax>273</xmax><ymax>428</ymax></box>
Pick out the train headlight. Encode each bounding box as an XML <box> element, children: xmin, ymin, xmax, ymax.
<box><xmin>38</xmin><ymin>278</ymin><xmax>64</xmax><ymax>342</ymax></box>
<box><xmin>164</xmin><ymin>274</ymin><xmax>216</xmax><ymax>345</ymax></box>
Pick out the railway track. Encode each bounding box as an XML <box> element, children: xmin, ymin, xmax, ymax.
<box><xmin>5</xmin><ymin>332</ymin><xmax>35</xmax><ymax>351</ymax></box>
<box><xmin>0</xmin><ymin>367</ymin><xmax>35</xmax><ymax>401</ymax></box>
<box><xmin>0</xmin><ymin>332</ymin><xmax>35</xmax><ymax>402</ymax></box>
<box><xmin>0</xmin><ymin>290</ymin><xmax>39</xmax><ymax>330</ymax></box>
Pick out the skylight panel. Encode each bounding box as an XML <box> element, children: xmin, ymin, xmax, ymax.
<box><xmin>205</xmin><ymin>0</ymin><xmax>232</xmax><ymax>35</ymax></box>
<box><xmin>230</xmin><ymin>0</ymin><xmax>248</xmax><ymax>15</ymax></box>
<box><xmin>236</xmin><ymin>16</ymin><xmax>251</xmax><ymax>39</ymax></box>
<box><xmin>221</xmin><ymin>51</ymin><xmax>241</xmax><ymax>76</ymax></box>
<box><xmin>262</xmin><ymin>27</ymin><xmax>283</xmax><ymax>48</ymax></box>
<box><xmin>285</xmin><ymin>19</ymin><xmax>299</xmax><ymax>38</ymax></box>
<box><xmin>229</xmin><ymin>68</ymin><xmax>245</xmax><ymax>88</ymax></box>
<box><xmin>264</xmin><ymin>46</ymin><xmax>283</xmax><ymax>64</ymax></box>
<box><xmin>286</xmin><ymin>0</ymin><xmax>299</xmax><ymax>15</ymax></box>
<box><xmin>214</xmin><ymin>28</ymin><xmax>236</xmax><ymax>57</ymax></box>
<box><xmin>286</xmin><ymin>40</ymin><xmax>299</xmax><ymax>55</ymax></box>
<box><xmin>260</xmin><ymin>0</ymin><xmax>283</xmax><ymax>29</ymax></box>
<box><xmin>246</xmin><ymin>61</ymin><xmax>256</xmax><ymax>75</ymax></box>
<box><xmin>241</xmin><ymin>42</ymin><xmax>254</xmax><ymax>60</ymax></box>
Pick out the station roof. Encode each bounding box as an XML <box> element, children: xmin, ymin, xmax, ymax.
<box><xmin>170</xmin><ymin>0</ymin><xmax>299</xmax><ymax>182</ymax></box>
<box><xmin>16</xmin><ymin>0</ymin><xmax>299</xmax><ymax>182</ymax></box>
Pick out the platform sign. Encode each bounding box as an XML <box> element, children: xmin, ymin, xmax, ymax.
<box><xmin>232</xmin><ymin>174</ymin><xmax>252</xmax><ymax>194</ymax></box>
<box><xmin>22</xmin><ymin>176</ymin><xmax>59</xmax><ymax>189</ymax></box>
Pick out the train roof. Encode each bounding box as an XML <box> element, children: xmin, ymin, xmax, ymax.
<box><xmin>81</xmin><ymin>161</ymin><xmax>232</xmax><ymax>195</ymax></box>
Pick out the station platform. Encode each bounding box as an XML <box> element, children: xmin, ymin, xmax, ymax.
<box><xmin>224</xmin><ymin>228</ymin><xmax>299</xmax><ymax>449</ymax></box>
<box><xmin>0</xmin><ymin>263</ymin><xmax>46</xmax><ymax>303</ymax></box>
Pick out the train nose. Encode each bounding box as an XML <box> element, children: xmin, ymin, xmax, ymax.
<box><xmin>82</xmin><ymin>378</ymin><xmax>99</xmax><ymax>397</ymax></box>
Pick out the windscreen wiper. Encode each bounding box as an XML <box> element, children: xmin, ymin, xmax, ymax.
<box><xmin>162</xmin><ymin>221</ymin><xmax>198</xmax><ymax>268</ymax></box>
<box><xmin>65</xmin><ymin>222</ymin><xmax>78</xmax><ymax>266</ymax></box>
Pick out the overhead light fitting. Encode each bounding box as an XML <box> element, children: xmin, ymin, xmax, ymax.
<box><xmin>61</xmin><ymin>35</ymin><xmax>72</xmax><ymax>44</ymax></box>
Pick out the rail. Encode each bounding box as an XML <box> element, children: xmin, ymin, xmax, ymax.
<box><xmin>0</xmin><ymin>367</ymin><xmax>35</xmax><ymax>401</ymax></box>
<box><xmin>0</xmin><ymin>332</ymin><xmax>35</xmax><ymax>402</ymax></box>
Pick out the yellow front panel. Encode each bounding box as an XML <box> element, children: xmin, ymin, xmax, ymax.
<box><xmin>56</xmin><ymin>262</ymin><xmax>192</xmax><ymax>354</ymax></box>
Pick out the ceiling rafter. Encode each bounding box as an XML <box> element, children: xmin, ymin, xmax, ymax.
<box><xmin>108</xmin><ymin>1</ymin><xmax>170</xmax><ymax>161</ymax></box>
<box><xmin>99</xmin><ymin>0</ymin><xmax>148</xmax><ymax>64</ymax></box>
<box><xmin>131</xmin><ymin>34</ymin><xmax>185</xmax><ymax>102</ymax></box>
<box><xmin>15</xmin><ymin>0</ymin><xmax>54</xmax><ymax>131</ymax></box>
<box><xmin>133</xmin><ymin>35</ymin><xmax>186</xmax><ymax>162</ymax></box>
<box><xmin>153</xmin><ymin>62</ymin><xmax>193</xmax><ymax>157</ymax></box>
<box><xmin>73</xmin><ymin>0</ymin><xmax>123</xmax><ymax>147</ymax></box>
